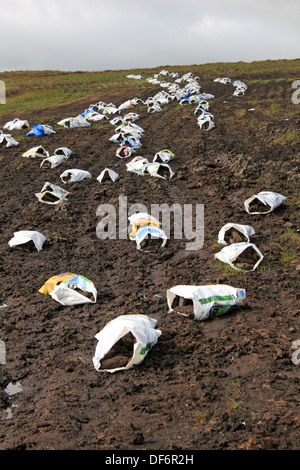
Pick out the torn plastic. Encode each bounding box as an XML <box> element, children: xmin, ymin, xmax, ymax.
<box><xmin>126</xmin><ymin>156</ymin><xmax>149</xmax><ymax>175</ymax></box>
<box><xmin>121</xmin><ymin>135</ymin><xmax>142</xmax><ymax>151</ymax></box>
<box><xmin>167</xmin><ymin>284</ymin><xmax>246</xmax><ymax>321</ymax></box>
<box><xmin>126</xmin><ymin>74</ymin><xmax>143</xmax><ymax>79</ymax></box>
<box><xmin>0</xmin><ymin>131</ymin><xmax>19</xmax><ymax>148</ymax></box>
<box><xmin>102</xmin><ymin>104</ymin><xmax>118</xmax><ymax>115</ymax></box>
<box><xmin>147</xmin><ymin>103</ymin><xmax>162</xmax><ymax>114</ymax></box>
<box><xmin>8</xmin><ymin>230</ymin><xmax>46</xmax><ymax>251</ymax></box>
<box><xmin>35</xmin><ymin>182</ymin><xmax>70</xmax><ymax>205</ymax></box>
<box><xmin>134</xmin><ymin>226</ymin><xmax>168</xmax><ymax>251</ymax></box>
<box><xmin>3</xmin><ymin>118</ymin><xmax>29</xmax><ymax>131</ymax></box>
<box><xmin>244</xmin><ymin>191</ymin><xmax>286</xmax><ymax>214</ymax></box>
<box><xmin>109</xmin><ymin>133</ymin><xmax>122</xmax><ymax>143</ymax></box>
<box><xmin>215</xmin><ymin>242</ymin><xmax>264</xmax><ymax>271</ymax></box>
<box><xmin>26</xmin><ymin>124</ymin><xmax>56</xmax><ymax>136</ymax></box>
<box><xmin>55</xmin><ymin>147</ymin><xmax>72</xmax><ymax>158</ymax></box>
<box><xmin>60</xmin><ymin>169</ymin><xmax>91</xmax><ymax>183</ymax></box>
<box><xmin>116</xmin><ymin>122</ymin><xmax>144</xmax><ymax>139</ymax></box>
<box><xmin>123</xmin><ymin>112</ymin><xmax>140</xmax><ymax>122</ymax></box>
<box><xmin>153</xmin><ymin>149</ymin><xmax>174</xmax><ymax>163</ymax></box>
<box><xmin>129</xmin><ymin>213</ymin><xmax>167</xmax><ymax>251</ymax></box>
<box><xmin>218</xmin><ymin>223</ymin><xmax>255</xmax><ymax>245</ymax></box>
<box><xmin>144</xmin><ymin>162</ymin><xmax>174</xmax><ymax>180</ymax></box>
<box><xmin>41</xmin><ymin>147</ymin><xmax>72</xmax><ymax>168</ymax></box>
<box><xmin>93</xmin><ymin>314</ymin><xmax>161</xmax><ymax>373</ymax></box>
<box><xmin>97</xmin><ymin>168</ymin><xmax>119</xmax><ymax>183</ymax></box>
<box><xmin>39</xmin><ymin>273</ymin><xmax>97</xmax><ymax>305</ymax></box>
<box><xmin>86</xmin><ymin>112</ymin><xmax>108</xmax><ymax>122</ymax></box>
<box><xmin>22</xmin><ymin>146</ymin><xmax>49</xmax><ymax>158</ymax></box>
<box><xmin>214</xmin><ymin>77</ymin><xmax>231</xmax><ymax>84</ymax></box>
<box><xmin>129</xmin><ymin>213</ymin><xmax>161</xmax><ymax>238</ymax></box>
<box><xmin>194</xmin><ymin>102</ymin><xmax>210</xmax><ymax>115</ymax></box>
<box><xmin>117</xmin><ymin>99</ymin><xmax>134</xmax><ymax>112</ymax></box>
<box><xmin>116</xmin><ymin>145</ymin><xmax>133</xmax><ymax>159</ymax></box>
<box><xmin>197</xmin><ymin>114</ymin><xmax>215</xmax><ymax>131</ymax></box>
<box><xmin>179</xmin><ymin>97</ymin><xmax>192</xmax><ymax>106</ymax></box>
<box><xmin>41</xmin><ymin>154</ymin><xmax>67</xmax><ymax>168</ymax></box>
<box><xmin>110</xmin><ymin>116</ymin><xmax>124</xmax><ymax>126</ymax></box>
<box><xmin>57</xmin><ymin>116</ymin><xmax>91</xmax><ymax>128</ymax></box>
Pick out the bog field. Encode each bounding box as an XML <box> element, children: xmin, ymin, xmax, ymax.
<box><xmin>0</xmin><ymin>59</ymin><xmax>299</xmax><ymax>450</ymax></box>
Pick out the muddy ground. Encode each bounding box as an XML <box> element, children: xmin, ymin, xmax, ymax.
<box><xmin>0</xmin><ymin>67</ymin><xmax>299</xmax><ymax>452</ymax></box>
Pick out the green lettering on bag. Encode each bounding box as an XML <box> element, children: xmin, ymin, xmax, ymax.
<box><xmin>210</xmin><ymin>305</ymin><xmax>233</xmax><ymax>318</ymax></box>
<box><xmin>198</xmin><ymin>294</ymin><xmax>235</xmax><ymax>305</ymax></box>
<box><xmin>140</xmin><ymin>342</ymin><xmax>152</xmax><ymax>355</ymax></box>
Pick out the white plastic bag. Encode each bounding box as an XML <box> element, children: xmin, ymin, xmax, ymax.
<box><xmin>153</xmin><ymin>149</ymin><xmax>174</xmax><ymax>163</ymax></box>
<box><xmin>8</xmin><ymin>230</ymin><xmax>46</xmax><ymax>251</ymax></box>
<box><xmin>58</xmin><ymin>116</ymin><xmax>90</xmax><ymax>128</ymax></box>
<box><xmin>85</xmin><ymin>112</ymin><xmax>108</xmax><ymax>121</ymax></box>
<box><xmin>167</xmin><ymin>284</ymin><xmax>246</xmax><ymax>321</ymax></box>
<box><xmin>214</xmin><ymin>77</ymin><xmax>231</xmax><ymax>84</ymax></box>
<box><xmin>22</xmin><ymin>146</ymin><xmax>49</xmax><ymax>158</ymax></box>
<box><xmin>3</xmin><ymin>118</ymin><xmax>29</xmax><ymax>131</ymax></box>
<box><xmin>41</xmin><ymin>154</ymin><xmax>67</xmax><ymax>169</ymax></box>
<box><xmin>54</xmin><ymin>147</ymin><xmax>72</xmax><ymax>158</ymax></box>
<box><xmin>123</xmin><ymin>112</ymin><xmax>139</xmax><ymax>122</ymax></box>
<box><xmin>97</xmin><ymin>168</ymin><xmax>119</xmax><ymax>183</ymax></box>
<box><xmin>42</xmin><ymin>124</ymin><xmax>56</xmax><ymax>135</ymax></box>
<box><xmin>197</xmin><ymin>114</ymin><xmax>215</xmax><ymax>131</ymax></box>
<box><xmin>93</xmin><ymin>315</ymin><xmax>161</xmax><ymax>373</ymax></box>
<box><xmin>0</xmin><ymin>132</ymin><xmax>19</xmax><ymax>148</ymax></box>
<box><xmin>35</xmin><ymin>182</ymin><xmax>70</xmax><ymax>205</ymax></box>
<box><xmin>126</xmin><ymin>156</ymin><xmax>149</xmax><ymax>175</ymax></box>
<box><xmin>244</xmin><ymin>191</ymin><xmax>286</xmax><ymax>214</ymax></box>
<box><xmin>126</xmin><ymin>74</ymin><xmax>143</xmax><ymax>79</ymax></box>
<box><xmin>145</xmin><ymin>162</ymin><xmax>174</xmax><ymax>180</ymax></box>
<box><xmin>116</xmin><ymin>145</ymin><xmax>133</xmax><ymax>159</ymax></box>
<box><xmin>215</xmin><ymin>242</ymin><xmax>264</xmax><ymax>271</ymax></box>
<box><xmin>60</xmin><ymin>169</ymin><xmax>91</xmax><ymax>183</ymax></box>
<box><xmin>218</xmin><ymin>223</ymin><xmax>255</xmax><ymax>245</ymax></box>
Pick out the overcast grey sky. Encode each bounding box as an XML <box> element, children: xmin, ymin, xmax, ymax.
<box><xmin>0</xmin><ymin>0</ymin><xmax>299</xmax><ymax>72</ymax></box>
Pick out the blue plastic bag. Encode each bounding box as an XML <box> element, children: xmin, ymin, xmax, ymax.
<box><xmin>26</xmin><ymin>124</ymin><xmax>45</xmax><ymax>136</ymax></box>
